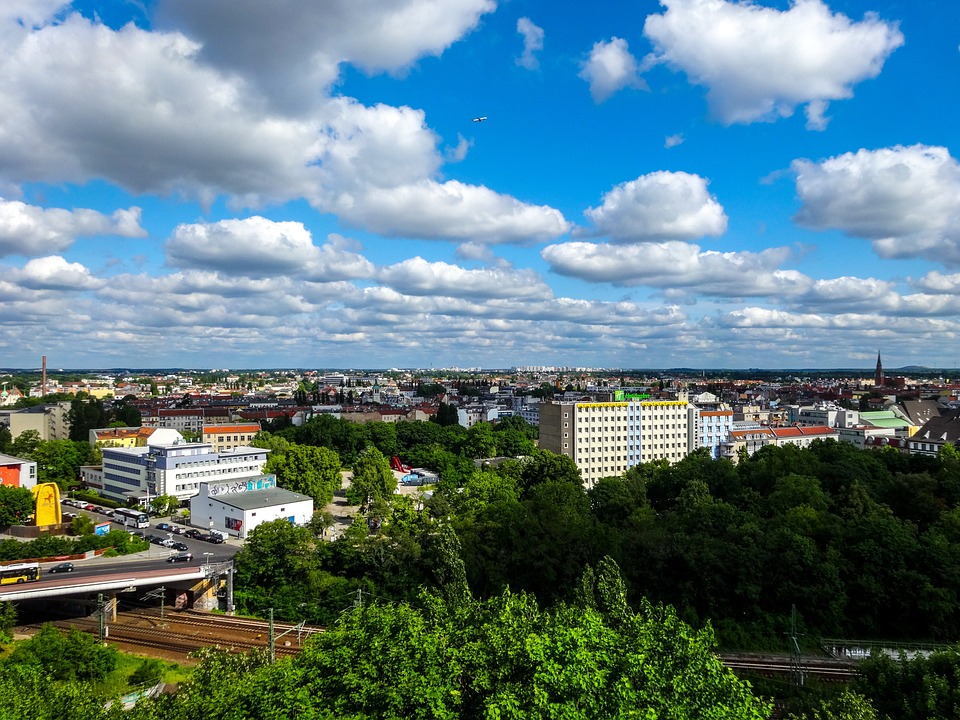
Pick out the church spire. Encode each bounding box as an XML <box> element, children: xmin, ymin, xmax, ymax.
<box><xmin>875</xmin><ymin>351</ymin><xmax>884</xmax><ymax>388</ymax></box>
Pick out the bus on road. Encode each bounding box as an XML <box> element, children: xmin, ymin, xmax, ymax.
<box><xmin>113</xmin><ymin>507</ymin><xmax>150</xmax><ymax>529</ymax></box>
<box><xmin>0</xmin><ymin>562</ymin><xmax>40</xmax><ymax>585</ymax></box>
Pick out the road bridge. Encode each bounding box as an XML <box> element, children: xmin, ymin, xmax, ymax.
<box><xmin>0</xmin><ymin>559</ymin><xmax>235</xmax><ymax>616</ymax></box>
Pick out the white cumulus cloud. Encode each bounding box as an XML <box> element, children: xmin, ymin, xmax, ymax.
<box><xmin>156</xmin><ymin>0</ymin><xmax>496</xmax><ymax>112</ymax></box>
<box><xmin>579</xmin><ymin>37</ymin><xmax>645</xmax><ymax>103</ymax></box>
<box><xmin>516</xmin><ymin>17</ymin><xmax>544</xmax><ymax>70</ymax></box>
<box><xmin>793</xmin><ymin>144</ymin><xmax>960</xmax><ymax>263</ymax></box>
<box><xmin>584</xmin><ymin>171</ymin><xmax>727</xmax><ymax>242</ymax></box>
<box><xmin>643</xmin><ymin>0</ymin><xmax>903</xmax><ymax>125</ymax></box>
<box><xmin>0</xmin><ymin>198</ymin><xmax>145</xmax><ymax>257</ymax></box>
<box><xmin>332</xmin><ymin>180</ymin><xmax>571</xmax><ymax>244</ymax></box>
<box><xmin>378</xmin><ymin>258</ymin><xmax>553</xmax><ymax>299</ymax></box>
<box><xmin>0</xmin><ymin>15</ymin><xmax>566</xmax><ymax>247</ymax></box>
<box><xmin>541</xmin><ymin>240</ymin><xmax>804</xmax><ymax>295</ymax></box>
<box><xmin>17</xmin><ymin>255</ymin><xmax>104</xmax><ymax>290</ymax></box>
<box><xmin>165</xmin><ymin>217</ymin><xmax>375</xmax><ymax>281</ymax></box>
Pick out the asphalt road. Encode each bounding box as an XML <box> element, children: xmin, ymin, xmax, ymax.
<box><xmin>60</xmin><ymin>502</ymin><xmax>242</xmax><ymax>565</ymax></box>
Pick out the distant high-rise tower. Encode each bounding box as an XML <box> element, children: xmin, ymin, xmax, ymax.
<box><xmin>875</xmin><ymin>352</ymin><xmax>884</xmax><ymax>387</ymax></box>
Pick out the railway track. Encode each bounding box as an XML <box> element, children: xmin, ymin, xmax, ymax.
<box><xmin>18</xmin><ymin>609</ymin><xmax>321</xmax><ymax>661</ymax></box>
<box><xmin>720</xmin><ymin>653</ymin><xmax>858</xmax><ymax>682</ymax></box>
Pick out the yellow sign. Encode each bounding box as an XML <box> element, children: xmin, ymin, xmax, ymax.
<box><xmin>578</xmin><ymin>402</ymin><xmax>630</xmax><ymax>409</ymax></box>
<box><xmin>31</xmin><ymin>483</ymin><xmax>62</xmax><ymax>527</ymax></box>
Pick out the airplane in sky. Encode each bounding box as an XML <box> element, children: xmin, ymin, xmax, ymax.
<box><xmin>472</xmin><ymin>116</ymin><xmax>487</xmax><ymax>122</ymax></box>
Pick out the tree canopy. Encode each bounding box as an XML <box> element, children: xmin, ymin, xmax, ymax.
<box><xmin>266</xmin><ymin>444</ymin><xmax>342</xmax><ymax>506</ymax></box>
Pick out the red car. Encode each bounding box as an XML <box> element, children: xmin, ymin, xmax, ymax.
<box><xmin>84</xmin><ymin>504</ymin><xmax>95</xmax><ymax>511</ymax></box>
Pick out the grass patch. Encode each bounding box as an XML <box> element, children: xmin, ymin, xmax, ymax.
<box><xmin>93</xmin><ymin>651</ymin><xmax>192</xmax><ymax>698</ymax></box>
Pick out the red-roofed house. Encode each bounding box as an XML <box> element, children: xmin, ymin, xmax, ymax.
<box><xmin>720</xmin><ymin>425</ymin><xmax>838</xmax><ymax>462</ymax></box>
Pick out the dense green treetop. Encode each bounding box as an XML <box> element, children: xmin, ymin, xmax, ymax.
<box><xmin>0</xmin><ymin>485</ymin><xmax>34</xmax><ymax>526</ymax></box>
<box><xmin>265</xmin><ymin>443</ymin><xmax>342</xmax><ymax>506</ymax></box>
<box><xmin>345</xmin><ymin>447</ymin><xmax>396</xmax><ymax>510</ymax></box>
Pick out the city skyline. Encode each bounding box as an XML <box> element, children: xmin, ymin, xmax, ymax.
<box><xmin>1</xmin><ymin>1</ymin><xmax>958</xmax><ymax>370</ymax></box>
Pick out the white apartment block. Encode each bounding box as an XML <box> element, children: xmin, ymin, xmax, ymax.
<box><xmin>540</xmin><ymin>396</ymin><xmax>692</xmax><ymax>488</ymax></box>
<box><xmin>697</xmin><ymin>409</ymin><xmax>735</xmax><ymax>460</ymax></box>
<box><xmin>101</xmin><ymin>441</ymin><xmax>269</xmax><ymax>505</ymax></box>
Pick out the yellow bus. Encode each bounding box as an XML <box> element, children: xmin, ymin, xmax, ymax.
<box><xmin>0</xmin><ymin>562</ymin><xmax>40</xmax><ymax>585</ymax></box>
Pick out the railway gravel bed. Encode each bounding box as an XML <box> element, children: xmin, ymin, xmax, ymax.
<box><xmin>17</xmin><ymin>608</ymin><xmax>322</xmax><ymax>664</ymax></box>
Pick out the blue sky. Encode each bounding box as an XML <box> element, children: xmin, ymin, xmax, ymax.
<box><xmin>1</xmin><ymin>0</ymin><xmax>958</xmax><ymax>370</ymax></box>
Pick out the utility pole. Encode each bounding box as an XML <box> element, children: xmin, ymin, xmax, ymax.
<box><xmin>788</xmin><ymin>604</ymin><xmax>804</xmax><ymax>688</ymax></box>
<box><xmin>268</xmin><ymin>607</ymin><xmax>275</xmax><ymax>663</ymax></box>
<box><xmin>266</xmin><ymin>607</ymin><xmax>308</xmax><ymax>663</ymax></box>
<box><xmin>98</xmin><ymin>593</ymin><xmax>105</xmax><ymax>644</ymax></box>
<box><xmin>142</xmin><ymin>587</ymin><xmax>167</xmax><ymax>622</ymax></box>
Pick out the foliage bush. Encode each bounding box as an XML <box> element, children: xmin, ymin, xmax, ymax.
<box><xmin>0</xmin><ymin>529</ymin><xmax>144</xmax><ymax>562</ymax></box>
<box><xmin>8</xmin><ymin>624</ymin><xmax>118</xmax><ymax>682</ymax></box>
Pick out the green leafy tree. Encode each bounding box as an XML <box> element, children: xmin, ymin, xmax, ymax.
<box><xmin>128</xmin><ymin>658</ymin><xmax>164</xmax><ymax>687</ymax></box>
<box><xmin>236</xmin><ymin>585</ymin><xmax>772</xmax><ymax>719</ymax></box>
<box><xmin>0</xmin><ymin>663</ymin><xmax>113</xmax><ymax>720</ymax></box>
<box><xmin>0</xmin><ymin>601</ymin><xmax>17</xmax><ymax>643</ymax></box>
<box><xmin>0</xmin><ymin>485</ymin><xmax>35</xmax><ymax>525</ymax></box>
<box><xmin>493</xmin><ymin>427</ymin><xmax>536</xmax><ymax>457</ymax></box>
<box><xmin>250</xmin><ymin>430</ymin><xmax>291</xmax><ymax>454</ymax></box>
<box><xmin>855</xmin><ymin>647</ymin><xmax>960</xmax><ymax>720</ymax></box>
<box><xmin>149</xmin><ymin>494</ymin><xmax>179</xmax><ymax>518</ymax></box>
<box><xmin>0</xmin><ymin>424</ymin><xmax>11</xmax><ymax>453</ymax></box>
<box><xmin>71</xmin><ymin>513</ymin><xmax>95</xmax><ymax>536</ymax></box>
<box><xmin>462</xmin><ymin>422</ymin><xmax>496</xmax><ymax>459</ymax></box>
<box><xmin>67</xmin><ymin>397</ymin><xmax>108</xmax><ymax>442</ymax></box>
<box><xmin>31</xmin><ymin>439</ymin><xmax>91</xmax><ymax>487</ymax></box>
<box><xmin>395</xmin><ymin>420</ymin><xmax>444</xmax><ymax>453</ymax></box>
<box><xmin>110</xmin><ymin>396</ymin><xmax>142</xmax><ymax>427</ymax></box>
<box><xmin>9</xmin><ymin>429</ymin><xmax>41</xmax><ymax>458</ymax></box>
<box><xmin>308</xmin><ymin>509</ymin><xmax>335</xmax><ymax>538</ymax></box>
<box><xmin>518</xmin><ymin>450</ymin><xmax>582</xmax><ymax>494</ymax></box>
<box><xmin>431</xmin><ymin>401</ymin><xmax>460</xmax><ymax>426</ymax></box>
<box><xmin>346</xmin><ymin>447</ymin><xmax>396</xmax><ymax>509</ymax></box>
<box><xmin>365</xmin><ymin>421</ymin><xmax>398</xmax><ymax>457</ymax></box>
<box><xmin>266</xmin><ymin>444</ymin><xmax>342</xmax><ymax>506</ymax></box>
<box><xmin>8</xmin><ymin>624</ymin><xmax>118</xmax><ymax>682</ymax></box>
<box><xmin>496</xmin><ymin>415</ymin><xmax>538</xmax><ymax>440</ymax></box>
<box><xmin>785</xmin><ymin>690</ymin><xmax>879</xmax><ymax>720</ymax></box>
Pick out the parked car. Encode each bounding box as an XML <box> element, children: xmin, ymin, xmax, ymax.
<box><xmin>205</xmin><ymin>534</ymin><xmax>225</xmax><ymax>544</ymax></box>
<box><xmin>64</xmin><ymin>512</ymin><xmax>78</xmax><ymax>520</ymax></box>
<box><xmin>93</xmin><ymin>506</ymin><xmax>106</xmax><ymax>514</ymax></box>
<box><xmin>48</xmin><ymin>562</ymin><xmax>74</xmax><ymax>573</ymax></box>
<box><xmin>171</xmin><ymin>526</ymin><xmax>184</xmax><ymax>535</ymax></box>
<box><xmin>167</xmin><ymin>552</ymin><xmax>193</xmax><ymax>563</ymax></box>
<box><xmin>84</xmin><ymin>504</ymin><xmax>95</xmax><ymax>511</ymax></box>
<box><xmin>147</xmin><ymin>535</ymin><xmax>165</xmax><ymax>545</ymax></box>
<box><xmin>184</xmin><ymin>529</ymin><xmax>203</xmax><ymax>539</ymax></box>
<box><xmin>171</xmin><ymin>542</ymin><xmax>189</xmax><ymax>552</ymax></box>
<box><xmin>155</xmin><ymin>522</ymin><xmax>173</xmax><ymax>531</ymax></box>
<box><xmin>160</xmin><ymin>538</ymin><xmax>176</xmax><ymax>548</ymax></box>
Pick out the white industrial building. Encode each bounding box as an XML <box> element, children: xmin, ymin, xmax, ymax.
<box><xmin>189</xmin><ymin>475</ymin><xmax>313</xmax><ymax>539</ymax></box>
<box><xmin>100</xmin><ymin>437</ymin><xmax>268</xmax><ymax>504</ymax></box>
